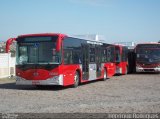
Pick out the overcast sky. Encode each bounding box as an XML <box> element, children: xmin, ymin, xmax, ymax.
<box><xmin>0</xmin><ymin>0</ymin><xmax>160</xmax><ymax>43</ymax></box>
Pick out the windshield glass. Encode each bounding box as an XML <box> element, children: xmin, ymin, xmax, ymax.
<box><xmin>16</xmin><ymin>36</ymin><xmax>61</xmax><ymax>65</ymax></box>
<box><xmin>136</xmin><ymin>48</ymin><xmax>160</xmax><ymax>63</ymax></box>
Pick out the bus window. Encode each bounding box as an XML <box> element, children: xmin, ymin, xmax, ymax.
<box><xmin>52</xmin><ymin>49</ymin><xmax>60</xmax><ymax>63</ymax></box>
<box><xmin>115</xmin><ymin>50</ymin><xmax>121</xmax><ymax>63</ymax></box>
<box><xmin>19</xmin><ymin>46</ymin><xmax>28</xmax><ymax>64</ymax></box>
<box><xmin>89</xmin><ymin>47</ymin><xmax>95</xmax><ymax>63</ymax></box>
<box><xmin>17</xmin><ymin>36</ymin><xmax>60</xmax><ymax>64</ymax></box>
<box><xmin>64</xmin><ymin>50</ymin><xmax>73</xmax><ymax>64</ymax></box>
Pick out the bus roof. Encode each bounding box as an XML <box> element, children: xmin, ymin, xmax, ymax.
<box><xmin>18</xmin><ymin>33</ymin><xmax>67</xmax><ymax>38</ymax></box>
<box><xmin>135</xmin><ymin>42</ymin><xmax>160</xmax><ymax>49</ymax></box>
<box><xmin>17</xmin><ymin>33</ymin><xmax>110</xmax><ymax>44</ymax></box>
<box><xmin>136</xmin><ymin>42</ymin><xmax>160</xmax><ymax>45</ymax></box>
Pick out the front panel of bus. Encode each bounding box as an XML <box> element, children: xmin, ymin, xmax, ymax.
<box><xmin>136</xmin><ymin>44</ymin><xmax>160</xmax><ymax>72</ymax></box>
<box><xmin>15</xmin><ymin>36</ymin><xmax>63</xmax><ymax>85</ymax></box>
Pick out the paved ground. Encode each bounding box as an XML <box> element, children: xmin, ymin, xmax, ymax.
<box><xmin>0</xmin><ymin>73</ymin><xmax>160</xmax><ymax>113</ymax></box>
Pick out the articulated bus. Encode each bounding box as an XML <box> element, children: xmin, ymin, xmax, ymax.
<box><xmin>6</xmin><ymin>33</ymin><xmax>116</xmax><ymax>87</ymax></box>
<box><xmin>114</xmin><ymin>45</ymin><xmax>129</xmax><ymax>74</ymax></box>
<box><xmin>135</xmin><ymin>43</ymin><xmax>160</xmax><ymax>73</ymax></box>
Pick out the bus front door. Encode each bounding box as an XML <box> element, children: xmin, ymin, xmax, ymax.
<box><xmin>96</xmin><ymin>45</ymin><xmax>102</xmax><ymax>78</ymax></box>
<box><xmin>82</xmin><ymin>44</ymin><xmax>89</xmax><ymax>80</ymax></box>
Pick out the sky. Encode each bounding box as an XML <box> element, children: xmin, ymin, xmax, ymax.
<box><xmin>0</xmin><ymin>0</ymin><xmax>160</xmax><ymax>43</ymax></box>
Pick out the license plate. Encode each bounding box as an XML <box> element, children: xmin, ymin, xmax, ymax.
<box><xmin>32</xmin><ymin>80</ymin><xmax>40</xmax><ymax>85</ymax></box>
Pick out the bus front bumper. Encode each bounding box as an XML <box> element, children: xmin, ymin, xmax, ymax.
<box><xmin>16</xmin><ymin>75</ymin><xmax>63</xmax><ymax>86</ymax></box>
<box><xmin>136</xmin><ymin>67</ymin><xmax>160</xmax><ymax>72</ymax></box>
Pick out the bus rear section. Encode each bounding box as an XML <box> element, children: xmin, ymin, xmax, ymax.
<box><xmin>114</xmin><ymin>45</ymin><xmax>129</xmax><ymax>75</ymax></box>
<box><xmin>135</xmin><ymin>43</ymin><xmax>160</xmax><ymax>73</ymax></box>
<box><xmin>6</xmin><ymin>33</ymin><xmax>112</xmax><ymax>87</ymax></box>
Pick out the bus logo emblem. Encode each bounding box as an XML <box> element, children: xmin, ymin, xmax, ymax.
<box><xmin>33</xmin><ymin>72</ymin><xmax>39</xmax><ymax>76</ymax></box>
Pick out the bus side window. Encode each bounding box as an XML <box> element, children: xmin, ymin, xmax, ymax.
<box><xmin>73</xmin><ymin>51</ymin><xmax>81</xmax><ymax>64</ymax></box>
<box><xmin>115</xmin><ymin>50</ymin><xmax>121</xmax><ymax>62</ymax></box>
<box><xmin>89</xmin><ymin>47</ymin><xmax>95</xmax><ymax>63</ymax></box>
<box><xmin>64</xmin><ymin>50</ymin><xmax>72</xmax><ymax>64</ymax></box>
<box><xmin>107</xmin><ymin>48</ymin><xmax>111</xmax><ymax>62</ymax></box>
<box><xmin>110</xmin><ymin>47</ymin><xmax>115</xmax><ymax>62</ymax></box>
<box><xmin>101</xmin><ymin>48</ymin><xmax>106</xmax><ymax>62</ymax></box>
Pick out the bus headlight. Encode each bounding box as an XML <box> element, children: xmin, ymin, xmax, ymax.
<box><xmin>16</xmin><ymin>76</ymin><xmax>21</xmax><ymax>81</ymax></box>
<box><xmin>46</xmin><ymin>75</ymin><xmax>63</xmax><ymax>85</ymax></box>
<box><xmin>49</xmin><ymin>76</ymin><xmax>59</xmax><ymax>82</ymax></box>
<box><xmin>53</xmin><ymin>76</ymin><xmax>59</xmax><ymax>81</ymax></box>
<box><xmin>136</xmin><ymin>65</ymin><xmax>143</xmax><ymax>72</ymax></box>
<box><xmin>136</xmin><ymin>64</ymin><xmax>142</xmax><ymax>69</ymax></box>
<box><xmin>156</xmin><ymin>66</ymin><xmax>160</xmax><ymax>71</ymax></box>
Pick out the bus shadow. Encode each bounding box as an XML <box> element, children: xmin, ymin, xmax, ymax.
<box><xmin>114</xmin><ymin>74</ymin><xmax>122</xmax><ymax>76</ymax></box>
<box><xmin>0</xmin><ymin>79</ymin><xmax>109</xmax><ymax>91</ymax></box>
<box><xmin>0</xmin><ymin>82</ymin><xmax>31</xmax><ymax>90</ymax></box>
<box><xmin>132</xmin><ymin>72</ymin><xmax>160</xmax><ymax>75</ymax></box>
<box><xmin>0</xmin><ymin>82</ymin><xmax>71</xmax><ymax>91</ymax></box>
<box><xmin>79</xmin><ymin>78</ymin><xmax>111</xmax><ymax>86</ymax></box>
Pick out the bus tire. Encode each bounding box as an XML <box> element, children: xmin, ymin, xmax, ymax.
<box><xmin>103</xmin><ymin>69</ymin><xmax>107</xmax><ymax>81</ymax></box>
<box><xmin>73</xmin><ymin>72</ymin><xmax>80</xmax><ymax>88</ymax></box>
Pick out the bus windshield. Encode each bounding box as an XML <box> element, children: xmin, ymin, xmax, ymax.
<box><xmin>16</xmin><ymin>36</ymin><xmax>61</xmax><ymax>65</ymax></box>
<box><xmin>136</xmin><ymin>48</ymin><xmax>160</xmax><ymax>63</ymax></box>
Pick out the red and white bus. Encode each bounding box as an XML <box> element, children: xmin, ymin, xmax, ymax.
<box><xmin>6</xmin><ymin>33</ymin><xmax>116</xmax><ymax>87</ymax></box>
<box><xmin>114</xmin><ymin>45</ymin><xmax>129</xmax><ymax>75</ymax></box>
<box><xmin>135</xmin><ymin>43</ymin><xmax>160</xmax><ymax>72</ymax></box>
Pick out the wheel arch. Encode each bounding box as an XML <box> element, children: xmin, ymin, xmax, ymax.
<box><xmin>75</xmin><ymin>68</ymin><xmax>82</xmax><ymax>83</ymax></box>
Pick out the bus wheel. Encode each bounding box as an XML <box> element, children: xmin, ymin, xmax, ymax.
<box><xmin>103</xmin><ymin>69</ymin><xmax>107</xmax><ymax>81</ymax></box>
<box><xmin>73</xmin><ymin>72</ymin><xmax>79</xmax><ymax>88</ymax></box>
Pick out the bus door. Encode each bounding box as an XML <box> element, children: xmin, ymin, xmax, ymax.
<box><xmin>115</xmin><ymin>46</ymin><xmax>121</xmax><ymax>63</ymax></box>
<box><xmin>122</xmin><ymin>47</ymin><xmax>129</xmax><ymax>74</ymax></box>
<box><xmin>96</xmin><ymin>45</ymin><xmax>102</xmax><ymax>78</ymax></box>
<box><xmin>81</xmin><ymin>44</ymin><xmax>89</xmax><ymax>80</ymax></box>
<box><xmin>88</xmin><ymin>44</ymin><xmax>97</xmax><ymax>80</ymax></box>
<box><xmin>106</xmin><ymin>46</ymin><xmax>116</xmax><ymax>77</ymax></box>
